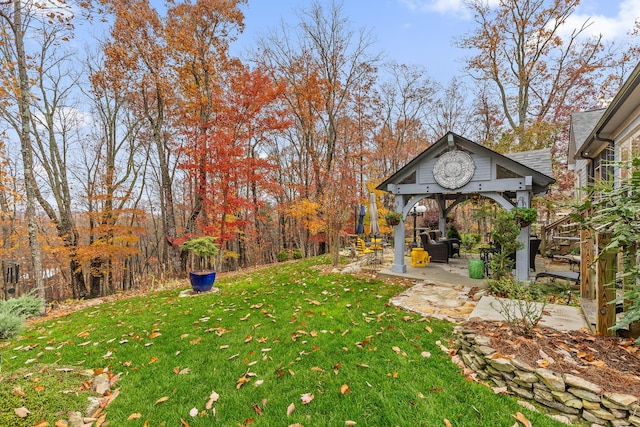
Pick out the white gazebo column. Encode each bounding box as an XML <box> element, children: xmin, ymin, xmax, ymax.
<box><xmin>515</xmin><ymin>190</ymin><xmax>531</xmax><ymax>282</ymax></box>
<box><xmin>391</xmin><ymin>195</ymin><xmax>407</xmax><ymax>273</ymax></box>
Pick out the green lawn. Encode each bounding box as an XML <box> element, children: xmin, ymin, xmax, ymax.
<box><xmin>0</xmin><ymin>257</ymin><xmax>568</xmax><ymax>426</ymax></box>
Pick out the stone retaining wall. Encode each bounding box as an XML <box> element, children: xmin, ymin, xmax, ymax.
<box><xmin>453</xmin><ymin>325</ymin><xmax>640</xmax><ymax>426</ymax></box>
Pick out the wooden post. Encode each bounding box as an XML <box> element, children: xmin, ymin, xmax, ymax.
<box><xmin>624</xmin><ymin>244</ymin><xmax>640</xmax><ymax>338</ymax></box>
<box><xmin>596</xmin><ymin>232</ymin><xmax>616</xmax><ymax>336</ymax></box>
<box><xmin>580</xmin><ymin>228</ymin><xmax>594</xmax><ymax>299</ymax></box>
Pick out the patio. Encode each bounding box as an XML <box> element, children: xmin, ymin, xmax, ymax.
<box><xmin>355</xmin><ymin>248</ymin><xmax>589</xmax><ymax>331</ymax></box>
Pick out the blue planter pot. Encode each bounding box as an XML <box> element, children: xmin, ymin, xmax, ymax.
<box><xmin>189</xmin><ymin>271</ymin><xmax>217</xmax><ymax>292</ymax></box>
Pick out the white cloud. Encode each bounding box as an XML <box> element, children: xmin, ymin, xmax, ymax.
<box><xmin>561</xmin><ymin>0</ymin><xmax>639</xmax><ymax>41</ymax></box>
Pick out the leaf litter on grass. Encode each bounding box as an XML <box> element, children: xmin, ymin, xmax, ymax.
<box><xmin>1</xmin><ymin>258</ymin><xmax>570</xmax><ymax>426</ymax></box>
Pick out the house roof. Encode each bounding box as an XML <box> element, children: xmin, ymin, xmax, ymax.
<box><xmin>504</xmin><ymin>149</ymin><xmax>554</xmax><ymax>178</ymax></box>
<box><xmin>576</xmin><ymin>61</ymin><xmax>640</xmax><ymax>158</ymax></box>
<box><xmin>568</xmin><ymin>109</ymin><xmax>606</xmax><ymax>166</ymax></box>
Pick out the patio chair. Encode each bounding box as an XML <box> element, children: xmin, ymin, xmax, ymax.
<box><xmin>419</xmin><ymin>233</ymin><xmax>449</xmax><ymax>263</ymax></box>
<box><xmin>429</xmin><ymin>230</ymin><xmax>460</xmax><ymax>258</ymax></box>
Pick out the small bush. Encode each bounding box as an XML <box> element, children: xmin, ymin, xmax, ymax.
<box><xmin>461</xmin><ymin>233</ymin><xmax>480</xmax><ymax>251</ymax></box>
<box><xmin>276</xmin><ymin>250</ymin><xmax>289</xmax><ymax>262</ymax></box>
<box><xmin>0</xmin><ymin>293</ymin><xmax>44</xmax><ymax>318</ymax></box>
<box><xmin>488</xmin><ymin>277</ymin><xmax>547</xmax><ymax>336</ymax></box>
<box><xmin>446</xmin><ymin>225</ymin><xmax>461</xmax><ymax>240</ymax></box>
<box><xmin>292</xmin><ymin>249</ymin><xmax>303</xmax><ymax>259</ymax></box>
<box><xmin>0</xmin><ymin>311</ymin><xmax>25</xmax><ymax>340</ymax></box>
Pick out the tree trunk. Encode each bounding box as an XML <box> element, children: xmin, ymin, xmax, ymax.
<box><xmin>10</xmin><ymin>0</ymin><xmax>44</xmax><ymax>302</ymax></box>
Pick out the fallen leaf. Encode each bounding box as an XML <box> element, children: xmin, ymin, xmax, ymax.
<box><xmin>148</xmin><ymin>357</ymin><xmax>159</xmax><ymax>364</ymax></box>
<box><xmin>12</xmin><ymin>385</ymin><xmax>26</xmax><ymax>397</ymax></box>
<box><xmin>155</xmin><ymin>396</ymin><xmax>169</xmax><ymax>405</ymax></box>
<box><xmin>95</xmin><ymin>414</ymin><xmax>107</xmax><ymax>427</ymax></box>
<box><xmin>345</xmin><ymin>421</ymin><xmax>357</xmax><ymax>426</ymax></box>
<box><xmin>128</xmin><ymin>413</ymin><xmax>142</xmax><ymax>420</ymax></box>
<box><xmin>425</xmin><ymin>325</ymin><xmax>433</xmax><ymax>333</ymax></box>
<box><xmin>206</xmin><ymin>390</ymin><xmax>219</xmax><ymax>410</ymax></box>
<box><xmin>444</xmin><ymin>419</ymin><xmax>452</xmax><ymax>427</ymax></box>
<box><xmin>392</xmin><ymin>346</ymin><xmax>401</xmax><ymax>354</ymax></box>
<box><xmin>513</xmin><ymin>412</ymin><xmax>532</xmax><ymax>427</ymax></box>
<box><xmin>300</xmin><ymin>393</ymin><xmax>314</xmax><ymax>404</ymax></box>
<box><xmin>420</xmin><ymin>351</ymin><xmax>431</xmax><ymax>358</ymax></box>
<box><xmin>237</xmin><ymin>375</ymin><xmax>251</xmax><ymax>389</ymax></box>
<box><xmin>180</xmin><ymin>418</ymin><xmax>190</xmax><ymax>426</ymax></box>
<box><xmin>253</xmin><ymin>404</ymin><xmax>263</xmax><ymax>416</ymax></box>
<box><xmin>54</xmin><ymin>420</ymin><xmax>68</xmax><ymax>427</ymax></box>
<box><xmin>189</xmin><ymin>407</ymin><xmax>198</xmax><ymax>417</ymax></box>
<box><xmin>34</xmin><ymin>421</ymin><xmax>49</xmax><ymax>427</ymax></box>
<box><xmin>149</xmin><ymin>332</ymin><xmax>161</xmax><ymax>339</ymax></box>
<box><xmin>286</xmin><ymin>402</ymin><xmax>295</xmax><ymax>416</ymax></box>
<box><xmin>339</xmin><ymin>384</ymin><xmax>351</xmax><ymax>395</ymax></box>
<box><xmin>14</xmin><ymin>407</ymin><xmax>30</xmax><ymax>418</ymax></box>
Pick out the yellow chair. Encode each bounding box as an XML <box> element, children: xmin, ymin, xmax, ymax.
<box><xmin>357</xmin><ymin>238</ymin><xmax>373</xmax><ymax>254</ymax></box>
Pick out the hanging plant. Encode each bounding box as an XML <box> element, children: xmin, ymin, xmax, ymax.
<box><xmin>384</xmin><ymin>211</ymin><xmax>403</xmax><ymax>226</ymax></box>
<box><xmin>511</xmin><ymin>207</ymin><xmax>538</xmax><ymax>228</ymax></box>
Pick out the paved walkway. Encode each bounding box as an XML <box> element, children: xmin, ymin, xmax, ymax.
<box><xmin>356</xmin><ymin>250</ymin><xmax>589</xmax><ymax>331</ymax></box>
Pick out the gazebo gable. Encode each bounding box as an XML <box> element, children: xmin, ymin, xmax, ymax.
<box><xmin>377</xmin><ymin>132</ymin><xmax>554</xmax><ymax>197</ymax></box>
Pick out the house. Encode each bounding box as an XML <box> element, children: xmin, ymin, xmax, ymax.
<box><xmin>569</xmin><ymin>61</ymin><xmax>640</xmax><ymax>336</ymax></box>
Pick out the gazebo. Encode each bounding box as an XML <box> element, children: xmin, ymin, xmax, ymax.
<box><xmin>376</xmin><ymin>132</ymin><xmax>555</xmax><ymax>282</ymax></box>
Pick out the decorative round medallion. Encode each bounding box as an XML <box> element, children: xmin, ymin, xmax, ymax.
<box><xmin>432</xmin><ymin>150</ymin><xmax>475</xmax><ymax>190</ymax></box>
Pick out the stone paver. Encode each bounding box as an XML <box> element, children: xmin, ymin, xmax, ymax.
<box><xmin>390</xmin><ymin>282</ymin><xmax>478</xmax><ymax>322</ymax></box>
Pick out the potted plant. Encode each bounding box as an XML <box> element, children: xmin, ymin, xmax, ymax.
<box><xmin>180</xmin><ymin>236</ymin><xmax>219</xmax><ymax>292</ymax></box>
<box><xmin>511</xmin><ymin>206</ymin><xmax>538</xmax><ymax>228</ymax></box>
<box><xmin>384</xmin><ymin>211</ymin><xmax>403</xmax><ymax>226</ymax></box>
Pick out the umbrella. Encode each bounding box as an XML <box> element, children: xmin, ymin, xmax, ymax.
<box><xmin>356</xmin><ymin>204</ymin><xmax>365</xmax><ymax>234</ymax></box>
<box><xmin>369</xmin><ymin>192</ymin><xmax>380</xmax><ymax>237</ymax></box>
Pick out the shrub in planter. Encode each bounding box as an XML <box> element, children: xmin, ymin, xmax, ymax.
<box><xmin>181</xmin><ymin>236</ymin><xmax>219</xmax><ymax>292</ymax></box>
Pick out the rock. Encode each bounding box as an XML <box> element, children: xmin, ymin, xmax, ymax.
<box><xmin>477</xmin><ymin>345</ymin><xmax>496</xmax><ymax>356</ymax></box>
<box><xmin>85</xmin><ymin>397</ymin><xmax>100</xmax><ymax>417</ymax></box>
<box><xmin>341</xmin><ymin>265</ymin><xmax>361</xmax><ymax>274</ymax></box>
<box><xmin>569</xmin><ymin>387</ymin><xmax>601</xmax><ymax>402</ymax></box>
<box><xmin>514</xmin><ymin>371</ymin><xmax>538</xmax><ymax>384</ymax></box>
<box><xmin>550</xmin><ymin>414</ymin><xmax>573</xmax><ymax>425</ymax></box>
<box><xmin>552</xmin><ymin>390</ymin><xmax>577</xmax><ymax>404</ymax></box>
<box><xmin>582</xmin><ymin>400</ymin><xmax>601</xmax><ymax>411</ymax></box>
<box><xmin>92</xmin><ymin>373</ymin><xmax>110</xmax><ymax>396</ymax></box>
<box><xmin>509</xmin><ymin>385</ymin><xmax>534</xmax><ymax>399</ymax></box>
<box><xmin>563</xmin><ymin>373</ymin><xmax>602</xmax><ymax>394</ymax></box>
<box><xmin>582</xmin><ymin>409</ymin><xmax>610</xmax><ymax>424</ymax></box>
<box><xmin>535</xmin><ymin>368</ymin><xmax>565</xmax><ymax>392</ymax></box>
<box><xmin>588</xmin><ymin>408</ymin><xmax>616</xmax><ymax>421</ymax></box>
<box><xmin>511</xmin><ymin>358</ymin><xmax>536</xmax><ymax>372</ymax></box>
<box><xmin>488</xmin><ymin>357</ymin><xmax>515</xmax><ymax>372</ymax></box>
<box><xmin>611</xmin><ymin>419</ymin><xmax>632</xmax><ymax>427</ymax></box>
<box><xmin>603</xmin><ymin>392</ymin><xmax>639</xmax><ymax>410</ymax></box>
<box><xmin>474</xmin><ymin>335</ymin><xmax>492</xmax><ymax>346</ymax></box>
<box><xmin>517</xmin><ymin>400</ymin><xmax>537</xmax><ymax>412</ymax></box>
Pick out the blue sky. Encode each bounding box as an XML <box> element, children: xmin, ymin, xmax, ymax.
<box><xmin>232</xmin><ymin>0</ymin><xmax>640</xmax><ymax>84</ymax></box>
